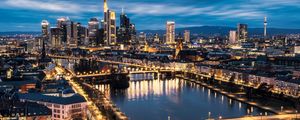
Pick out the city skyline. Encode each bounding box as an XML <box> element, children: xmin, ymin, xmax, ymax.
<box><xmin>1</xmin><ymin>0</ymin><xmax>300</xmax><ymax>32</ymax></box>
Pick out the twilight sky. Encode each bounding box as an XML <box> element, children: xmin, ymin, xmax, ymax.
<box><xmin>0</xmin><ymin>0</ymin><xmax>300</xmax><ymax>32</ymax></box>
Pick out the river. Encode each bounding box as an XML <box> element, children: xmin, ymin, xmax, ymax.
<box><xmin>94</xmin><ymin>73</ymin><xmax>269</xmax><ymax>120</ymax></box>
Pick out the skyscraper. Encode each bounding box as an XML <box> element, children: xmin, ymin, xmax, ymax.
<box><xmin>56</xmin><ymin>17</ymin><xmax>68</xmax><ymax>46</ymax></box>
<box><xmin>118</xmin><ymin>9</ymin><xmax>131</xmax><ymax>45</ymax></box>
<box><xmin>77</xmin><ymin>23</ymin><xmax>88</xmax><ymax>46</ymax></box>
<box><xmin>103</xmin><ymin>0</ymin><xmax>116</xmax><ymax>45</ymax></box>
<box><xmin>68</xmin><ymin>22</ymin><xmax>78</xmax><ymax>48</ymax></box>
<box><xmin>166</xmin><ymin>21</ymin><xmax>175</xmax><ymax>44</ymax></box>
<box><xmin>129</xmin><ymin>24</ymin><xmax>136</xmax><ymax>44</ymax></box>
<box><xmin>264</xmin><ymin>17</ymin><xmax>267</xmax><ymax>37</ymax></box>
<box><xmin>138</xmin><ymin>32</ymin><xmax>146</xmax><ymax>45</ymax></box>
<box><xmin>41</xmin><ymin>20</ymin><xmax>49</xmax><ymax>38</ymax></box>
<box><xmin>50</xmin><ymin>28</ymin><xmax>63</xmax><ymax>48</ymax></box>
<box><xmin>237</xmin><ymin>23</ymin><xmax>248</xmax><ymax>42</ymax></box>
<box><xmin>184</xmin><ymin>30</ymin><xmax>190</xmax><ymax>43</ymax></box>
<box><xmin>88</xmin><ymin>18</ymin><xmax>100</xmax><ymax>46</ymax></box>
<box><xmin>41</xmin><ymin>20</ymin><xmax>49</xmax><ymax>49</ymax></box>
<box><xmin>229</xmin><ymin>30</ymin><xmax>237</xmax><ymax>44</ymax></box>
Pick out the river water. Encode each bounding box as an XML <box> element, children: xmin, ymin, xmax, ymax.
<box><xmin>94</xmin><ymin>73</ymin><xmax>269</xmax><ymax>120</ymax></box>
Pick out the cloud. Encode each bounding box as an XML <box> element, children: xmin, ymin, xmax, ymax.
<box><xmin>110</xmin><ymin>2</ymin><xmax>265</xmax><ymax>19</ymax></box>
<box><xmin>3</xmin><ymin>0</ymin><xmax>99</xmax><ymax>14</ymax></box>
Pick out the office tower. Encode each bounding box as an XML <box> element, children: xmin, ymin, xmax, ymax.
<box><xmin>77</xmin><ymin>23</ymin><xmax>88</xmax><ymax>46</ymax></box>
<box><xmin>138</xmin><ymin>32</ymin><xmax>146</xmax><ymax>44</ymax></box>
<box><xmin>68</xmin><ymin>22</ymin><xmax>78</xmax><ymax>48</ymax></box>
<box><xmin>129</xmin><ymin>23</ymin><xmax>136</xmax><ymax>43</ymax></box>
<box><xmin>103</xmin><ymin>0</ymin><xmax>117</xmax><ymax>45</ymax></box>
<box><xmin>57</xmin><ymin>17</ymin><xmax>68</xmax><ymax>28</ymax></box>
<box><xmin>264</xmin><ymin>17</ymin><xmax>267</xmax><ymax>37</ymax></box>
<box><xmin>119</xmin><ymin>9</ymin><xmax>131</xmax><ymax>45</ymax></box>
<box><xmin>154</xmin><ymin>33</ymin><xmax>160</xmax><ymax>43</ymax></box>
<box><xmin>56</xmin><ymin>17</ymin><xmax>68</xmax><ymax>45</ymax></box>
<box><xmin>166</xmin><ymin>21</ymin><xmax>175</xmax><ymax>44</ymax></box>
<box><xmin>41</xmin><ymin>20</ymin><xmax>49</xmax><ymax>38</ymax></box>
<box><xmin>88</xmin><ymin>18</ymin><xmax>100</xmax><ymax>46</ymax></box>
<box><xmin>41</xmin><ymin>20</ymin><xmax>49</xmax><ymax>49</ymax></box>
<box><xmin>184</xmin><ymin>30</ymin><xmax>190</xmax><ymax>43</ymax></box>
<box><xmin>237</xmin><ymin>23</ymin><xmax>248</xmax><ymax>42</ymax></box>
<box><xmin>50</xmin><ymin>28</ymin><xmax>63</xmax><ymax>48</ymax></box>
<box><xmin>229</xmin><ymin>30</ymin><xmax>237</xmax><ymax>44</ymax></box>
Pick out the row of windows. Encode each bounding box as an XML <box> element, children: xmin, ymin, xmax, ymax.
<box><xmin>71</xmin><ymin>104</ymin><xmax>81</xmax><ymax>108</ymax></box>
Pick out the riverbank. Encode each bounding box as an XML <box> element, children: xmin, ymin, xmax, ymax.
<box><xmin>176</xmin><ymin>75</ymin><xmax>281</xmax><ymax>115</ymax></box>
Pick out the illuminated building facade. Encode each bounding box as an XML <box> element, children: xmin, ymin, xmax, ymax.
<box><xmin>166</xmin><ymin>21</ymin><xmax>175</xmax><ymax>44</ymax></box>
<box><xmin>103</xmin><ymin>0</ymin><xmax>116</xmax><ymax>45</ymax></box>
<box><xmin>229</xmin><ymin>30</ymin><xmax>237</xmax><ymax>44</ymax></box>
<box><xmin>88</xmin><ymin>18</ymin><xmax>100</xmax><ymax>46</ymax></box>
<box><xmin>184</xmin><ymin>30</ymin><xmax>190</xmax><ymax>43</ymax></box>
<box><xmin>237</xmin><ymin>23</ymin><xmax>248</xmax><ymax>42</ymax></box>
<box><xmin>118</xmin><ymin>9</ymin><xmax>131</xmax><ymax>45</ymax></box>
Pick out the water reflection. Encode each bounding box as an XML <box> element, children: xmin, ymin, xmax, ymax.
<box><xmin>95</xmin><ymin>77</ymin><xmax>269</xmax><ymax>120</ymax></box>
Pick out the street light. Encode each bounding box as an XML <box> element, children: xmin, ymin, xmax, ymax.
<box><xmin>296</xmin><ymin>110</ymin><xmax>298</xmax><ymax>119</ymax></box>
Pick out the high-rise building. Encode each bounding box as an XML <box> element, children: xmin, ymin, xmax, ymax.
<box><xmin>41</xmin><ymin>20</ymin><xmax>49</xmax><ymax>49</ymax></box>
<box><xmin>56</xmin><ymin>17</ymin><xmax>68</xmax><ymax>45</ymax></box>
<box><xmin>229</xmin><ymin>30</ymin><xmax>237</xmax><ymax>44</ymax></box>
<box><xmin>184</xmin><ymin>30</ymin><xmax>190</xmax><ymax>43</ymax></box>
<box><xmin>154</xmin><ymin>33</ymin><xmax>160</xmax><ymax>43</ymax></box>
<box><xmin>68</xmin><ymin>22</ymin><xmax>78</xmax><ymax>48</ymax></box>
<box><xmin>237</xmin><ymin>23</ymin><xmax>248</xmax><ymax>42</ymax></box>
<box><xmin>50</xmin><ymin>28</ymin><xmax>63</xmax><ymax>48</ymax></box>
<box><xmin>88</xmin><ymin>18</ymin><xmax>100</xmax><ymax>46</ymax></box>
<box><xmin>264</xmin><ymin>17</ymin><xmax>267</xmax><ymax>37</ymax></box>
<box><xmin>103</xmin><ymin>0</ymin><xmax>117</xmax><ymax>45</ymax></box>
<box><xmin>41</xmin><ymin>20</ymin><xmax>49</xmax><ymax>38</ymax></box>
<box><xmin>118</xmin><ymin>9</ymin><xmax>131</xmax><ymax>45</ymax></box>
<box><xmin>77</xmin><ymin>23</ymin><xmax>88</xmax><ymax>46</ymax></box>
<box><xmin>166</xmin><ymin>21</ymin><xmax>175</xmax><ymax>44</ymax></box>
<box><xmin>129</xmin><ymin>23</ymin><xmax>136</xmax><ymax>44</ymax></box>
<box><xmin>138</xmin><ymin>32</ymin><xmax>146</xmax><ymax>45</ymax></box>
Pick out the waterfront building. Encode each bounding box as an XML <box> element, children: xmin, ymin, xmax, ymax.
<box><xmin>184</xmin><ymin>30</ymin><xmax>190</xmax><ymax>43</ymax></box>
<box><xmin>18</xmin><ymin>93</ymin><xmax>87</xmax><ymax>120</ymax></box>
<box><xmin>166</xmin><ymin>21</ymin><xmax>175</xmax><ymax>44</ymax></box>
<box><xmin>237</xmin><ymin>23</ymin><xmax>248</xmax><ymax>43</ymax></box>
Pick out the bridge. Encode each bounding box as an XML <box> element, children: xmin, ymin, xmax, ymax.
<box><xmin>73</xmin><ymin>70</ymin><xmax>173</xmax><ymax>79</ymax></box>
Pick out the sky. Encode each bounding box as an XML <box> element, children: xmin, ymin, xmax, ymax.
<box><xmin>0</xmin><ymin>0</ymin><xmax>300</xmax><ymax>32</ymax></box>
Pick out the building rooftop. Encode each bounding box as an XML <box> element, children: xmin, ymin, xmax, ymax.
<box><xmin>18</xmin><ymin>93</ymin><xmax>86</xmax><ymax>105</ymax></box>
